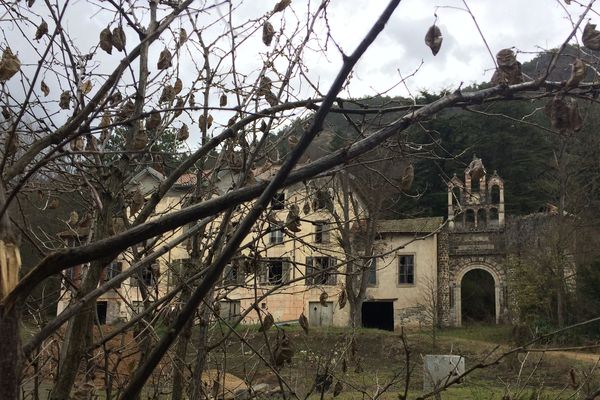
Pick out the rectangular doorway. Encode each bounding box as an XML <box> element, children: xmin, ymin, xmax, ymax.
<box><xmin>361</xmin><ymin>301</ymin><xmax>394</xmax><ymax>331</ymax></box>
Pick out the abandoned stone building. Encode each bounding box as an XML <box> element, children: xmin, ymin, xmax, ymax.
<box><xmin>57</xmin><ymin>158</ymin><xmax>514</xmax><ymax>330</ymax></box>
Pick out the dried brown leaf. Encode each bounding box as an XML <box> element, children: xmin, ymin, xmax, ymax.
<box><xmin>298</xmin><ymin>313</ymin><xmax>309</xmax><ymax>334</ymax></box>
<box><xmin>70</xmin><ymin>136</ymin><xmax>84</xmax><ymax>152</ymax></box>
<box><xmin>566</xmin><ymin>58</ymin><xmax>586</xmax><ymax>88</ymax></box>
<box><xmin>112</xmin><ymin>26</ymin><xmax>126</xmax><ymax>52</ymax></box>
<box><xmin>27</xmin><ymin>0</ymin><xmax>36</xmax><ymax>6</ymax></box>
<box><xmin>265</xmin><ymin>91</ymin><xmax>278</xmax><ymax>107</ymax></box>
<box><xmin>263</xmin><ymin>21</ymin><xmax>275</xmax><ymax>46</ymax></box>
<box><xmin>100</xmin><ymin>112</ymin><xmax>111</xmax><ymax>128</ymax></box>
<box><xmin>258</xmin><ymin>313</ymin><xmax>274</xmax><ymax>332</ymax></box>
<box><xmin>174</xmin><ymin>78</ymin><xmax>183</xmax><ymax>94</ymax></box>
<box><xmin>401</xmin><ymin>163</ymin><xmax>414</xmax><ymax>191</ymax></box>
<box><xmin>199</xmin><ymin>114</ymin><xmax>213</xmax><ymax>133</ymax></box>
<box><xmin>303</xmin><ymin>201</ymin><xmax>310</xmax><ymax>215</ymax></box>
<box><xmin>35</xmin><ymin>20</ymin><xmax>48</xmax><ymax>41</ymax></box>
<box><xmin>59</xmin><ymin>91</ymin><xmax>71</xmax><ymax>110</ymax></box>
<box><xmin>259</xmin><ymin>76</ymin><xmax>272</xmax><ymax>95</ymax></box>
<box><xmin>178</xmin><ymin>28</ymin><xmax>188</xmax><ymax>47</ymax></box>
<box><xmin>496</xmin><ymin>48</ymin><xmax>517</xmax><ymax>67</ymax></box>
<box><xmin>40</xmin><ymin>80</ymin><xmax>49</xmax><ymax>97</ymax></box>
<box><xmin>159</xmin><ymin>85</ymin><xmax>175</xmax><ymax>103</ymax></box>
<box><xmin>109</xmin><ymin>91</ymin><xmax>122</xmax><ymax>106</ymax></box>
<box><xmin>2</xmin><ymin>106</ymin><xmax>10</xmax><ymax>120</ymax></box>
<box><xmin>117</xmin><ymin>100</ymin><xmax>134</xmax><ymax>121</ymax></box>
<box><xmin>177</xmin><ymin>123</ymin><xmax>189</xmax><ymax>141</ymax></box>
<box><xmin>227</xmin><ymin>116</ymin><xmax>236</xmax><ymax>127</ymax></box>
<box><xmin>338</xmin><ymin>287</ymin><xmax>347</xmax><ymax>310</ymax></box>
<box><xmin>131</xmin><ymin>129</ymin><xmax>148</xmax><ymax>151</ymax></box>
<box><xmin>79</xmin><ymin>80</ymin><xmax>93</xmax><ymax>95</ymax></box>
<box><xmin>157</xmin><ymin>48</ymin><xmax>172</xmax><ymax>70</ymax></box>
<box><xmin>544</xmin><ymin>96</ymin><xmax>582</xmax><ymax>133</ymax></box>
<box><xmin>85</xmin><ymin>135</ymin><xmax>98</xmax><ymax>151</ymax></box>
<box><xmin>272</xmin><ymin>0</ymin><xmax>291</xmax><ymax>13</ymax></box>
<box><xmin>583</xmin><ymin>22</ymin><xmax>600</xmax><ymax>50</ymax></box>
<box><xmin>189</xmin><ymin>92</ymin><xmax>195</xmax><ymax>107</ymax></box>
<box><xmin>0</xmin><ymin>47</ymin><xmax>21</xmax><ymax>82</ymax></box>
<box><xmin>319</xmin><ymin>292</ymin><xmax>328</xmax><ymax>306</ymax></box>
<box><xmin>99</xmin><ymin>27</ymin><xmax>113</xmax><ymax>55</ymax></box>
<box><xmin>174</xmin><ymin>97</ymin><xmax>184</xmax><ymax>117</ymax></box>
<box><xmin>424</xmin><ymin>24</ymin><xmax>442</xmax><ymax>56</ymax></box>
<box><xmin>146</xmin><ymin>111</ymin><xmax>161</xmax><ymax>130</ymax></box>
<box><xmin>220</xmin><ymin>93</ymin><xmax>227</xmax><ymax>107</ymax></box>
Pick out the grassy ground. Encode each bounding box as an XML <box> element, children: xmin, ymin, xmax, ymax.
<box><xmin>202</xmin><ymin>325</ymin><xmax>598</xmax><ymax>399</ymax></box>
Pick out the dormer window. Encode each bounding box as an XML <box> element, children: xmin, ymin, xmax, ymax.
<box><xmin>271</xmin><ymin>192</ymin><xmax>285</xmax><ymax>210</ymax></box>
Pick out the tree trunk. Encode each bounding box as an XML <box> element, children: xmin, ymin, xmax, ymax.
<box><xmin>49</xmin><ymin>199</ymin><xmax>116</xmax><ymax>400</ymax></box>
<box><xmin>171</xmin><ymin>287</ymin><xmax>193</xmax><ymax>400</ymax></box>
<box><xmin>0</xmin><ymin>305</ymin><xmax>21</xmax><ymax>399</ymax></box>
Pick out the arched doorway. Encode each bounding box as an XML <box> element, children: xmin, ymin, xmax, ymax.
<box><xmin>461</xmin><ymin>269</ymin><xmax>495</xmax><ymax>324</ymax></box>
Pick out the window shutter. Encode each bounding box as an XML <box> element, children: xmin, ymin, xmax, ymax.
<box><xmin>328</xmin><ymin>258</ymin><xmax>337</xmax><ymax>285</ymax></box>
<box><xmin>282</xmin><ymin>259</ymin><xmax>291</xmax><ymax>283</ymax></box>
<box><xmin>258</xmin><ymin>261</ymin><xmax>268</xmax><ymax>284</ymax></box>
<box><xmin>305</xmin><ymin>257</ymin><xmax>313</xmax><ymax>285</ymax></box>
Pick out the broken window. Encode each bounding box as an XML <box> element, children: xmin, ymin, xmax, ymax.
<box><xmin>223</xmin><ymin>263</ymin><xmax>245</xmax><ymax>286</ymax></box>
<box><xmin>259</xmin><ymin>258</ymin><xmax>290</xmax><ymax>285</ymax></box>
<box><xmin>104</xmin><ymin>261</ymin><xmax>123</xmax><ymax>288</ymax></box>
<box><xmin>398</xmin><ymin>255</ymin><xmax>414</xmax><ymax>285</ymax></box>
<box><xmin>271</xmin><ymin>192</ymin><xmax>285</xmax><ymax>210</ymax></box>
<box><xmin>306</xmin><ymin>256</ymin><xmax>337</xmax><ymax>286</ymax></box>
<box><xmin>313</xmin><ymin>189</ymin><xmax>332</xmax><ymax>211</ymax></box>
<box><xmin>366</xmin><ymin>258</ymin><xmax>377</xmax><ymax>286</ymax></box>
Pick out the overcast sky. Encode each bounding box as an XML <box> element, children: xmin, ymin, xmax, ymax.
<box><xmin>1</xmin><ymin>0</ymin><xmax>586</xmax><ymax>146</ymax></box>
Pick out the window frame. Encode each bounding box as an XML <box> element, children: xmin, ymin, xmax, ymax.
<box><xmin>305</xmin><ymin>256</ymin><xmax>337</xmax><ymax>286</ymax></box>
<box><xmin>397</xmin><ymin>254</ymin><xmax>415</xmax><ymax>286</ymax></box>
<box><xmin>314</xmin><ymin>221</ymin><xmax>330</xmax><ymax>244</ymax></box>
<box><xmin>366</xmin><ymin>257</ymin><xmax>377</xmax><ymax>287</ymax></box>
<box><xmin>105</xmin><ymin>261</ymin><xmax>123</xmax><ymax>288</ymax></box>
<box><xmin>271</xmin><ymin>192</ymin><xmax>285</xmax><ymax>210</ymax></box>
<box><xmin>269</xmin><ymin>224</ymin><xmax>284</xmax><ymax>245</ymax></box>
<box><xmin>259</xmin><ymin>258</ymin><xmax>290</xmax><ymax>286</ymax></box>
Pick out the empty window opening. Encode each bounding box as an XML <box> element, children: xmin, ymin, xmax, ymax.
<box><xmin>362</xmin><ymin>301</ymin><xmax>394</xmax><ymax>331</ymax></box>
<box><xmin>260</xmin><ymin>258</ymin><xmax>289</xmax><ymax>285</ymax></box>
<box><xmin>477</xmin><ymin>209</ymin><xmax>486</xmax><ymax>228</ymax></box>
<box><xmin>271</xmin><ymin>192</ymin><xmax>285</xmax><ymax>210</ymax></box>
<box><xmin>306</xmin><ymin>256</ymin><xmax>337</xmax><ymax>285</ymax></box>
<box><xmin>489</xmin><ymin>208</ymin><xmax>499</xmax><ymax>227</ymax></box>
<box><xmin>491</xmin><ymin>185</ymin><xmax>500</xmax><ymax>204</ymax></box>
<box><xmin>96</xmin><ymin>301</ymin><xmax>107</xmax><ymax>325</ymax></box>
<box><xmin>465</xmin><ymin>209</ymin><xmax>475</xmax><ymax>228</ymax></box>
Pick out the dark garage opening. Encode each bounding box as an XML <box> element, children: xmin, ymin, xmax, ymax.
<box><xmin>96</xmin><ymin>301</ymin><xmax>107</xmax><ymax>325</ymax></box>
<box><xmin>461</xmin><ymin>269</ymin><xmax>495</xmax><ymax>324</ymax></box>
<box><xmin>362</xmin><ymin>301</ymin><xmax>394</xmax><ymax>331</ymax></box>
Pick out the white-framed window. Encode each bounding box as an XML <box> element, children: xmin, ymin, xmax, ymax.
<box><xmin>366</xmin><ymin>258</ymin><xmax>377</xmax><ymax>286</ymax></box>
<box><xmin>269</xmin><ymin>224</ymin><xmax>284</xmax><ymax>245</ymax></box>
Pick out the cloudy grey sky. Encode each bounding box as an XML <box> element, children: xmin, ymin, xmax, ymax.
<box><xmin>1</xmin><ymin>0</ymin><xmax>586</xmax><ymax>146</ymax></box>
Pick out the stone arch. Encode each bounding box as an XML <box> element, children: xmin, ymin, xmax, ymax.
<box><xmin>452</xmin><ymin>262</ymin><xmax>503</xmax><ymax>326</ymax></box>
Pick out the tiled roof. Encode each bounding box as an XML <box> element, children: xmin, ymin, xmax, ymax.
<box><xmin>377</xmin><ymin>217</ymin><xmax>444</xmax><ymax>233</ymax></box>
<box><xmin>175</xmin><ymin>173</ymin><xmax>197</xmax><ymax>185</ymax></box>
